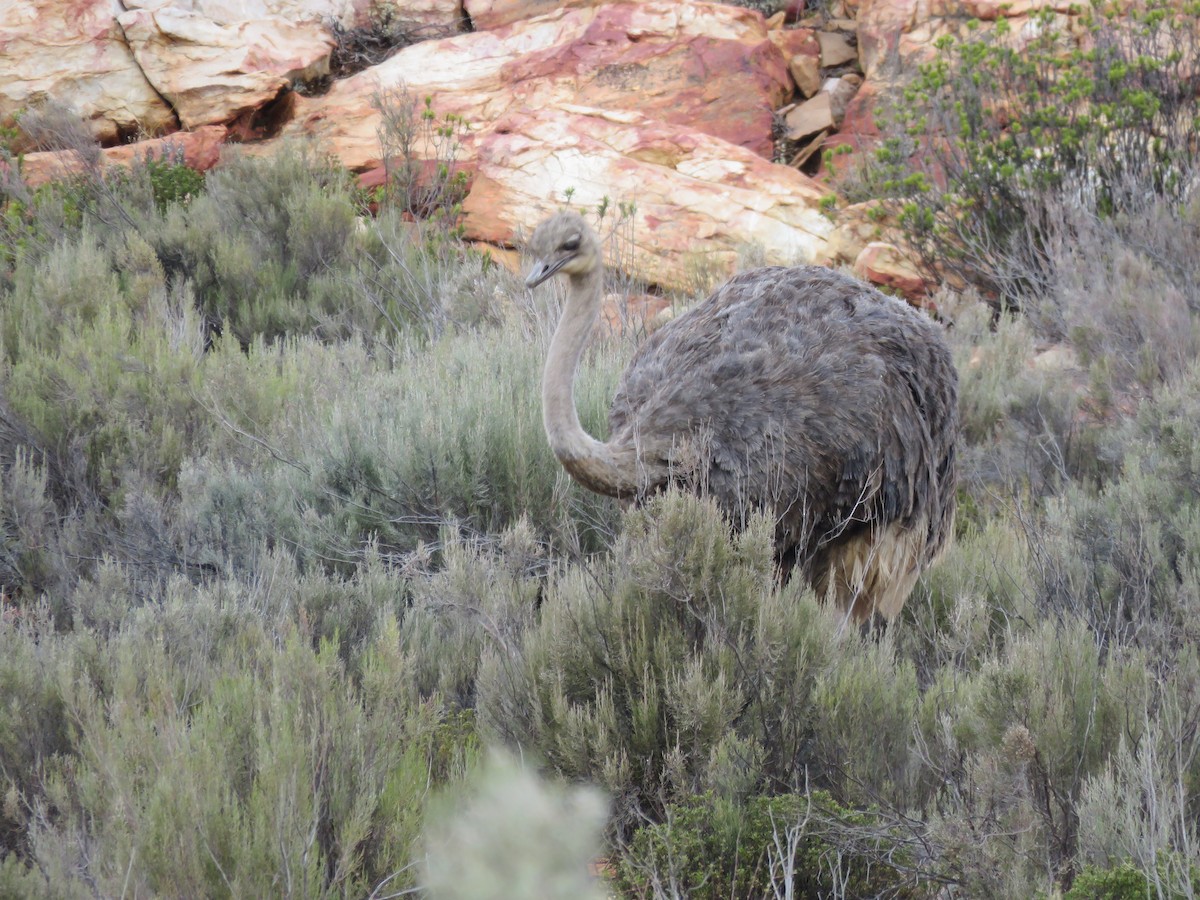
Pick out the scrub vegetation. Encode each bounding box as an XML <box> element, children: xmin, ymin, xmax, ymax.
<box><xmin>3</xmin><ymin>8</ymin><xmax>1200</xmax><ymax>895</ymax></box>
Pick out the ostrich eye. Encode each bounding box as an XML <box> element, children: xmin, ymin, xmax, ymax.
<box><xmin>562</xmin><ymin>235</ymin><xmax>581</xmax><ymax>252</ymax></box>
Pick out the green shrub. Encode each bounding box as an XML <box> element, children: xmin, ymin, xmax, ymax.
<box><xmin>874</xmin><ymin>3</ymin><xmax>1200</xmax><ymax>306</ymax></box>
<box><xmin>143</xmin><ymin>151</ymin><xmax>205</xmax><ymax>212</ymax></box>
<box><xmin>1066</xmin><ymin>858</ymin><xmax>1200</xmax><ymax>900</ymax></box>
<box><xmin>618</xmin><ymin>790</ymin><xmax>925</xmax><ymax>899</ymax></box>
<box><xmin>476</xmin><ymin>490</ymin><xmax>909</xmax><ymax>831</ymax></box>
<box><xmin>372</xmin><ymin>86</ymin><xmax>471</xmax><ymax>238</ymax></box>
<box><xmin>0</xmin><ymin>565</ymin><xmax>479</xmax><ymax>897</ymax></box>
<box><xmin>915</xmin><ymin>621</ymin><xmax>1151</xmax><ymax>893</ymax></box>
<box><xmin>149</xmin><ymin>145</ymin><xmax>360</xmax><ymax>342</ymax></box>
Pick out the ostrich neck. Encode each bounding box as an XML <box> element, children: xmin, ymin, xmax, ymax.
<box><xmin>542</xmin><ymin>269</ymin><xmax>642</xmax><ymax>498</ymax></box>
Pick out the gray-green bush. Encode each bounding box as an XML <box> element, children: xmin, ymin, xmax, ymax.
<box><xmin>6</xmin><ymin>99</ymin><xmax>1200</xmax><ymax>897</ymax></box>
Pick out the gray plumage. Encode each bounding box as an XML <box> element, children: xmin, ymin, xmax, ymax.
<box><xmin>526</xmin><ymin>211</ymin><xmax>958</xmax><ymax>622</ymax></box>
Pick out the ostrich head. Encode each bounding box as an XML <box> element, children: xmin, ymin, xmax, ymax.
<box><xmin>524</xmin><ymin>211</ymin><xmax>601</xmax><ymax>288</ymax></box>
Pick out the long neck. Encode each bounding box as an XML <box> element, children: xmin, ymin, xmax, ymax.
<box><xmin>542</xmin><ymin>269</ymin><xmax>641</xmax><ymax>498</ymax></box>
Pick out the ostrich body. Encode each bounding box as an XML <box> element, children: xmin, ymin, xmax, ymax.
<box><xmin>526</xmin><ymin>211</ymin><xmax>958</xmax><ymax>622</ymax></box>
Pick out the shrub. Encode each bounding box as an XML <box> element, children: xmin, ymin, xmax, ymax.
<box><xmin>142</xmin><ymin>148</ymin><xmax>206</xmax><ymax>211</ymax></box>
<box><xmin>914</xmin><ymin>621</ymin><xmax>1151</xmax><ymax>893</ymax></box>
<box><xmin>873</xmin><ymin>3</ymin><xmax>1200</xmax><ymax>306</ymax></box>
<box><xmin>372</xmin><ymin>86</ymin><xmax>471</xmax><ymax>237</ymax></box>
<box><xmin>150</xmin><ymin>145</ymin><xmax>360</xmax><ymax>342</ymax></box>
<box><xmin>618</xmin><ymin>790</ymin><xmax>924</xmax><ymax>899</ymax></box>
<box><xmin>0</xmin><ymin>565</ymin><xmax>479</xmax><ymax>898</ymax></box>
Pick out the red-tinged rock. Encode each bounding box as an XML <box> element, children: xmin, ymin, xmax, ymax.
<box><xmin>769</xmin><ymin>26</ymin><xmax>821</xmax><ymax>97</ymax></box>
<box><xmin>0</xmin><ymin>0</ymin><xmax>175</xmax><ymax>144</ymax></box>
<box><xmin>17</xmin><ymin>125</ymin><xmax>229</xmax><ymax>188</ymax></box>
<box><xmin>600</xmin><ymin>292</ymin><xmax>674</xmax><ymax>339</ymax></box>
<box><xmin>120</xmin><ymin>0</ymin><xmax>464</xmax><ymax>32</ymax></box>
<box><xmin>461</xmin><ymin>106</ymin><xmax>833</xmax><ymax>292</ymax></box>
<box><xmin>823</xmin><ymin>200</ymin><xmax>886</xmax><ymax>266</ymax></box>
<box><xmin>931</xmin><ymin>0</ymin><xmax>1081</xmax><ymax>19</ymax></box>
<box><xmin>853</xmin><ymin>241</ymin><xmax>934</xmax><ymax>302</ymax></box>
<box><xmin>277</xmin><ymin>2</ymin><xmax>790</xmax><ymax>172</ymax></box>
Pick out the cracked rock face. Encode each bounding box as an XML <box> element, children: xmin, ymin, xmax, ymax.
<box><xmin>116</xmin><ymin>7</ymin><xmax>335</xmax><ymax>130</ymax></box>
<box><xmin>279</xmin><ymin>2</ymin><xmax>791</xmax><ymax>172</ymax></box>
<box><xmin>0</xmin><ymin>0</ymin><xmax>460</xmax><ymax>141</ymax></box>
<box><xmin>462</xmin><ymin>106</ymin><xmax>833</xmax><ymax>292</ymax></box>
<box><xmin>1</xmin><ymin>0</ymin><xmax>176</xmax><ymax>142</ymax></box>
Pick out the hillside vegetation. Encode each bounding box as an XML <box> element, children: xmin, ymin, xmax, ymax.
<box><xmin>4</xmin><ymin>6</ymin><xmax>1200</xmax><ymax>897</ymax></box>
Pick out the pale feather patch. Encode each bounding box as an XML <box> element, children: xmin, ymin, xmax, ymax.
<box><xmin>816</xmin><ymin>517</ymin><xmax>932</xmax><ymax>623</ymax></box>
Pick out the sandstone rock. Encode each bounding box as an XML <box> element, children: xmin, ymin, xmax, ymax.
<box><xmin>857</xmin><ymin>0</ymin><xmax>1076</xmax><ymax>83</ymax></box>
<box><xmin>823</xmin><ymin>200</ymin><xmax>885</xmax><ymax>265</ymax></box>
<box><xmin>785</xmin><ymin>72</ymin><xmax>860</xmax><ymax>141</ymax></box>
<box><xmin>825</xmin><ymin>78</ymin><xmax>881</xmax><ymax>155</ymax></box>
<box><xmin>464</xmin><ymin>0</ymin><xmax>604</xmax><ymax>31</ymax></box>
<box><xmin>117</xmin><ymin>7</ymin><xmax>334</xmax><ymax>130</ymax></box>
<box><xmin>816</xmin><ymin>31</ymin><xmax>858</xmax><ymax>68</ymax></box>
<box><xmin>786</xmin><ymin>129</ymin><xmax>828</xmax><ymax>168</ymax></box>
<box><xmin>600</xmin><ymin>292</ymin><xmax>674</xmax><ymax>338</ymax></box>
<box><xmin>279</xmin><ymin>1</ymin><xmax>790</xmax><ymax>171</ymax></box>
<box><xmin>769</xmin><ymin>27</ymin><xmax>821</xmax><ymax>97</ymax></box>
<box><xmin>783</xmin><ymin>1</ymin><xmax>808</xmax><ymax>23</ymax></box>
<box><xmin>461</xmin><ymin>106</ymin><xmax>833</xmax><ymax>292</ymax></box>
<box><xmin>18</xmin><ymin>124</ymin><xmax>228</xmax><ymax>188</ymax></box>
<box><xmin>853</xmin><ymin>241</ymin><xmax>933</xmax><ymax>301</ymax></box>
<box><xmin>784</xmin><ymin>92</ymin><xmax>834</xmax><ymax>141</ymax></box>
<box><xmin>789</xmin><ymin>53</ymin><xmax>824</xmax><ymax>99</ymax></box>
<box><xmin>855</xmin><ymin>0</ymin><xmax>921</xmax><ymax>80</ymax></box>
<box><xmin>379</xmin><ymin>0</ymin><xmax>466</xmax><ymax>30</ymax></box>
<box><xmin>0</xmin><ymin>0</ymin><xmax>175</xmax><ymax>144</ymax></box>
<box><xmin>121</xmin><ymin>0</ymin><xmax>463</xmax><ymax>31</ymax></box>
<box><xmin>827</xmin><ymin>73</ymin><xmax>863</xmax><ymax>124</ymax></box>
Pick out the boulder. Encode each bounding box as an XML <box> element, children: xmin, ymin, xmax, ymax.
<box><xmin>117</xmin><ymin>7</ymin><xmax>335</xmax><ymax>130</ymax></box>
<box><xmin>853</xmin><ymin>241</ymin><xmax>934</xmax><ymax>301</ymax></box>
<box><xmin>931</xmin><ymin>0</ymin><xmax>1082</xmax><ymax>19</ymax></box>
<box><xmin>816</xmin><ymin>30</ymin><xmax>858</xmax><ymax>68</ymax></box>
<box><xmin>827</xmin><ymin>73</ymin><xmax>863</xmax><ymax>124</ymax></box>
<box><xmin>823</xmin><ymin>200</ymin><xmax>885</xmax><ymax>265</ymax></box>
<box><xmin>461</xmin><ymin>106</ymin><xmax>833</xmax><ymax>292</ymax></box>
<box><xmin>279</xmin><ymin>1</ymin><xmax>790</xmax><ymax>172</ymax></box>
<box><xmin>784</xmin><ymin>73</ymin><xmax>860</xmax><ymax>141</ymax></box>
<box><xmin>855</xmin><ymin>0</ymin><xmax>922</xmax><ymax>80</ymax></box>
<box><xmin>18</xmin><ymin>125</ymin><xmax>228</xmax><ymax>188</ymax></box>
<box><xmin>768</xmin><ymin>26</ymin><xmax>822</xmax><ymax>97</ymax></box>
<box><xmin>822</xmin><ymin>77</ymin><xmax>881</xmax><ymax>155</ymax></box>
<box><xmin>784</xmin><ymin>93</ymin><xmax>833</xmax><ymax>141</ymax></box>
<box><xmin>0</xmin><ymin>0</ymin><xmax>175</xmax><ymax>143</ymax></box>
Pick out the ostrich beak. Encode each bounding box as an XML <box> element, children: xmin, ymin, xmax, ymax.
<box><xmin>525</xmin><ymin>255</ymin><xmax>571</xmax><ymax>288</ymax></box>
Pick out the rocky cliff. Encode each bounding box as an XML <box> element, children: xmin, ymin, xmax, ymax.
<box><xmin>0</xmin><ymin>0</ymin><xmax>1103</xmax><ymax>294</ymax></box>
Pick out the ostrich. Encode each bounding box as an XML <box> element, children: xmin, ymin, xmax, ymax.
<box><xmin>525</xmin><ymin>211</ymin><xmax>958</xmax><ymax>623</ymax></box>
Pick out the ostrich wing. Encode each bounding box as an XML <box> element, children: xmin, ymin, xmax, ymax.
<box><xmin>608</xmin><ymin>266</ymin><xmax>956</xmax><ymax>565</ymax></box>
